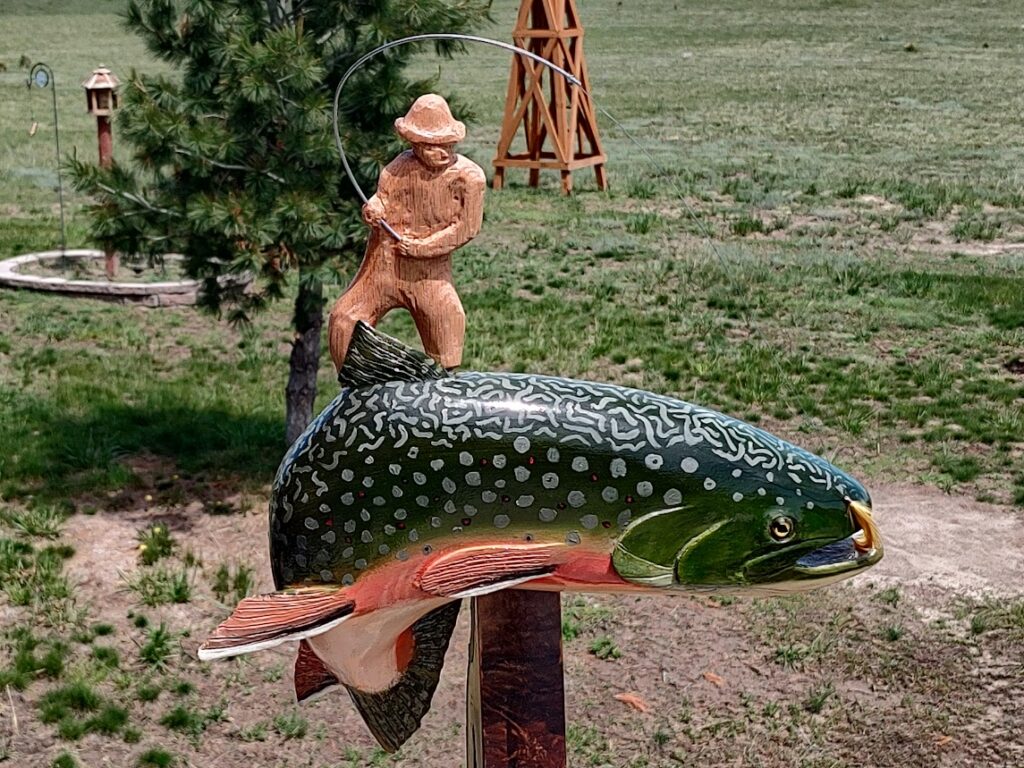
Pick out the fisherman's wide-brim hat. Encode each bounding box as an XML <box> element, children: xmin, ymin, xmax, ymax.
<box><xmin>395</xmin><ymin>94</ymin><xmax>466</xmax><ymax>144</ymax></box>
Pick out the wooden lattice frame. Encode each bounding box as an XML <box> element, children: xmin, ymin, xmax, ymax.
<box><xmin>493</xmin><ymin>0</ymin><xmax>608</xmax><ymax>195</ymax></box>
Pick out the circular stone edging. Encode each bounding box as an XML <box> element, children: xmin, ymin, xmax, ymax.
<box><xmin>0</xmin><ymin>249</ymin><xmax>248</xmax><ymax>307</ymax></box>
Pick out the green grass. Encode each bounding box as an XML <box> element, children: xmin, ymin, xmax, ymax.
<box><xmin>137</xmin><ymin>524</ymin><xmax>175</xmax><ymax>566</ymax></box>
<box><xmin>123</xmin><ymin>567</ymin><xmax>192</xmax><ymax>607</ymax></box>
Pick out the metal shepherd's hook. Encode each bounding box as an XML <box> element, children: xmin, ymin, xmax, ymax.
<box><xmin>28</xmin><ymin>62</ymin><xmax>68</xmax><ymax>254</ymax></box>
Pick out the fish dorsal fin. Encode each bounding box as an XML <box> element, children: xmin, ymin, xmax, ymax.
<box><xmin>346</xmin><ymin>601</ymin><xmax>461</xmax><ymax>753</ymax></box>
<box><xmin>339</xmin><ymin>321</ymin><xmax>451</xmax><ymax>388</ymax></box>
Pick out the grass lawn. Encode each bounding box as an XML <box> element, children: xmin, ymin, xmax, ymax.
<box><xmin>1</xmin><ymin>1</ymin><xmax>1023</xmax><ymax>767</ymax></box>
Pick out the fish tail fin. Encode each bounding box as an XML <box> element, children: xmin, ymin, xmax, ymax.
<box><xmin>345</xmin><ymin>600</ymin><xmax>461</xmax><ymax>753</ymax></box>
<box><xmin>198</xmin><ymin>587</ymin><xmax>355</xmax><ymax>661</ymax></box>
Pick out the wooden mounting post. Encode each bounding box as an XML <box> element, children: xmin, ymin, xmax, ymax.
<box><xmin>467</xmin><ymin>591</ymin><xmax>567</xmax><ymax>768</ymax></box>
<box><xmin>493</xmin><ymin>0</ymin><xmax>608</xmax><ymax>195</ymax></box>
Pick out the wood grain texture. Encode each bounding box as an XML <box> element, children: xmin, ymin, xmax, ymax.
<box><xmin>467</xmin><ymin>591</ymin><xmax>567</xmax><ymax>768</ymax></box>
<box><xmin>493</xmin><ymin>0</ymin><xmax>608</xmax><ymax>194</ymax></box>
<box><xmin>328</xmin><ymin>95</ymin><xmax>485</xmax><ymax>371</ymax></box>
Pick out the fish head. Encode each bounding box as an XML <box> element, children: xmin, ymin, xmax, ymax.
<box><xmin>612</xmin><ymin>471</ymin><xmax>883</xmax><ymax>594</ymax></box>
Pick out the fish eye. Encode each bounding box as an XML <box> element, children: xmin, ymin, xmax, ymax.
<box><xmin>769</xmin><ymin>516</ymin><xmax>796</xmax><ymax>542</ymax></box>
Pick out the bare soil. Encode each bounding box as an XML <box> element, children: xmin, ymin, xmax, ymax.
<box><xmin>3</xmin><ymin>482</ymin><xmax>1023</xmax><ymax>767</ymax></box>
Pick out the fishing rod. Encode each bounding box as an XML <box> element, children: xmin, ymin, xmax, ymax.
<box><xmin>331</xmin><ymin>32</ymin><xmax>725</xmax><ymax>266</ymax></box>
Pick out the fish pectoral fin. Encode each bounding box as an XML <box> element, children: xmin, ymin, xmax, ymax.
<box><xmin>294</xmin><ymin>639</ymin><xmax>340</xmax><ymax>703</ymax></box>
<box><xmin>346</xmin><ymin>601</ymin><xmax>462</xmax><ymax>753</ymax></box>
<box><xmin>414</xmin><ymin>543</ymin><xmax>563</xmax><ymax>598</ymax></box>
<box><xmin>198</xmin><ymin>588</ymin><xmax>355</xmax><ymax>661</ymax></box>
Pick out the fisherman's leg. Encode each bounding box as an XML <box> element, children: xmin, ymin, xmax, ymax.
<box><xmin>328</xmin><ymin>275</ymin><xmax>394</xmax><ymax>370</ymax></box>
<box><xmin>407</xmin><ymin>278</ymin><xmax>465</xmax><ymax>370</ymax></box>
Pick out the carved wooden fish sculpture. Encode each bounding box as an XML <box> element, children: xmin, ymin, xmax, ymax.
<box><xmin>199</xmin><ymin>322</ymin><xmax>883</xmax><ymax>751</ymax></box>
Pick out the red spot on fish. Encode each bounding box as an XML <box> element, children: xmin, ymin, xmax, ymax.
<box><xmin>324</xmin><ymin>520</ymin><xmax>333</xmax><ymax>527</ymax></box>
<box><xmin>396</xmin><ymin>522</ymin><xmax>406</xmax><ymax>530</ymax></box>
<box><xmin>501</xmin><ymin>495</ymin><xmax>510</xmax><ymax>503</ymax></box>
<box><xmin>461</xmin><ymin>518</ymin><xmax>472</xmax><ymax>526</ymax></box>
<box><xmin>480</xmin><ymin>458</ymin><xmax>489</xmax><ymax>466</ymax></box>
<box><xmin>557</xmin><ymin>502</ymin><xmax>567</xmax><ymax>510</ymax></box>
<box><xmin>344</xmin><ymin>536</ymin><xmax>353</xmax><ymax>544</ymax></box>
<box><xmin>602</xmin><ymin>521</ymin><xmax>612</xmax><ymax>528</ymax></box>
<box><xmin>528</xmin><ymin>456</ymin><xmax>536</xmax><ymax>465</ymax></box>
<box><xmin>357</xmin><ymin>491</ymin><xmax>366</xmax><ymax>499</ymax></box>
<box><xmin>590</xmin><ymin>473</ymin><xmax>599</xmax><ymax>482</ymax></box>
<box><xmin>625</xmin><ymin>495</ymin><xmax>634</xmax><ymax>504</ymax></box>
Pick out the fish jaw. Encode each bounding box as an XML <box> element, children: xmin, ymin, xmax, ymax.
<box><xmin>793</xmin><ymin>498</ymin><xmax>883</xmax><ymax>579</ymax></box>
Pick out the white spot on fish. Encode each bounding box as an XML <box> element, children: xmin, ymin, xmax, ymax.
<box><xmin>568</xmin><ymin>490</ymin><xmax>586</xmax><ymax>508</ymax></box>
<box><xmin>355</xmin><ymin>559</ymin><xmax>367</xmax><ymax>570</ymax></box>
<box><xmin>431</xmin><ymin>517</ymin><xmax>441</xmax><ymax>528</ymax></box>
<box><xmin>547</xmin><ymin>447</ymin><xmax>560</xmax><ymax>462</ymax></box>
<box><xmin>482</xmin><ymin>490</ymin><xmax>497</xmax><ymax>503</ymax></box>
<box><xmin>360</xmin><ymin>509</ymin><xmax>371</xmax><ymax>522</ymax></box>
<box><xmin>513</xmin><ymin>436</ymin><xmax>531</xmax><ymax>454</ymax></box>
<box><xmin>758</xmin><ymin>488</ymin><xmax>766</xmax><ymax>496</ymax></box>
<box><xmin>610</xmin><ymin>458</ymin><xmax>627</xmax><ymax>478</ymax></box>
<box><xmin>539</xmin><ymin>508</ymin><xmax>557</xmax><ymax>522</ymax></box>
<box><xmin>514</xmin><ymin>466</ymin><xmax>530</xmax><ymax>482</ymax></box>
<box><xmin>704</xmin><ymin>478</ymin><xmax>716</xmax><ymax>491</ymax></box>
<box><xmin>321</xmin><ymin>531</ymin><xmax>336</xmax><ymax>544</ymax></box>
<box><xmin>680</xmin><ymin>457</ymin><xmax>699</xmax><ymax>474</ymax></box>
<box><xmin>341</xmin><ymin>493</ymin><xmax>354</xmax><ymax>505</ymax></box>
<box><xmin>645</xmin><ymin>454</ymin><xmax>663</xmax><ymax>470</ymax></box>
<box><xmin>408</xmin><ymin>447</ymin><xmax>419</xmax><ymax>458</ymax></box>
<box><xmin>602</xmin><ymin>487</ymin><xmax>619</xmax><ymax>503</ymax></box>
<box><xmin>362</xmin><ymin>477</ymin><xmax>373</xmax><ymax>488</ymax></box>
<box><xmin>495</xmin><ymin>479</ymin><xmax>506</xmax><ymax>489</ymax></box>
<box><xmin>342</xmin><ymin>469</ymin><xmax>354</xmax><ymax>482</ymax></box>
<box><xmin>460</xmin><ymin>451</ymin><xmax>473</xmax><ymax>466</ymax></box>
<box><xmin>342</xmin><ymin>547</ymin><xmax>354</xmax><ymax>558</ymax></box>
<box><xmin>571</xmin><ymin>457</ymin><xmax>589</xmax><ymax>472</ymax></box>
<box><xmin>320</xmin><ymin>570</ymin><xmax>333</xmax><ymax>582</ymax></box>
<box><xmin>617</xmin><ymin>510</ymin><xmax>632</xmax><ymax>527</ymax></box>
<box><xmin>430</xmin><ymin>459</ymin><xmax>444</xmax><ymax>471</ymax></box>
<box><xmin>378</xmin><ymin>544</ymin><xmax>390</xmax><ymax>555</ymax></box>
<box><xmin>413</xmin><ymin>472</ymin><xmax>427</xmax><ymax>485</ymax></box>
<box><xmin>732</xmin><ymin>469</ymin><xmax>742</xmax><ymax>478</ymax></box>
<box><xmin>343</xmin><ymin>520</ymin><xmax>356</xmax><ymax>533</ymax></box>
<box><xmin>466</xmin><ymin>471</ymin><xmax>481</xmax><ymax>486</ymax></box>
<box><xmin>493</xmin><ymin>514</ymin><xmax>511</xmax><ymax>529</ymax></box>
<box><xmin>392</xmin><ymin>486</ymin><xmax>403</xmax><ymax>498</ymax></box>
<box><xmin>444</xmin><ymin>500</ymin><xmax>456</xmax><ymax>514</ymax></box>
<box><xmin>416</xmin><ymin>495</ymin><xmax>429</xmax><ymax>507</ymax></box>
<box><xmin>566</xmin><ymin>531</ymin><xmax>581</xmax><ymax>545</ymax></box>
<box><xmin>394</xmin><ymin>509</ymin><xmax>407</xmax><ymax>520</ymax></box>
<box><xmin>373</xmin><ymin>496</ymin><xmax>385</xmax><ymax>506</ymax></box>
<box><xmin>464</xmin><ymin>505</ymin><xmax>478</xmax><ymax>516</ymax></box>
<box><xmin>732</xmin><ymin>492</ymin><xmax>743</xmax><ymax>503</ymax></box>
<box><xmin>516</xmin><ymin>495</ymin><xmax>535</xmax><ymax>508</ymax></box>
<box><xmin>342</xmin><ymin>574</ymin><xmax>354</xmax><ymax>585</ymax></box>
<box><xmin>806</xmin><ymin>501</ymin><xmax>815</xmax><ymax>510</ymax></box>
<box><xmin>396</xmin><ymin>550</ymin><xmax>409</xmax><ymax>562</ymax></box>
<box><xmin>776</xmin><ymin>497</ymin><xmax>785</xmax><ymax>506</ymax></box>
<box><xmin>788</xmin><ymin>473</ymin><xmax>802</xmax><ymax>484</ymax></box>
<box><xmin>304</xmin><ymin>517</ymin><xmax>318</xmax><ymax>530</ymax></box>
<box><xmin>636</xmin><ymin>481</ymin><xmax>653</xmax><ymax>497</ymax></box>
<box><xmin>409</xmin><ymin>529</ymin><xmax>419</xmax><ymax>542</ymax></box>
<box><xmin>361</xmin><ymin>530</ymin><xmax>373</xmax><ymax>543</ymax></box>
<box><xmin>581</xmin><ymin>514</ymin><xmax>598</xmax><ymax>529</ymax></box>
<box><xmin>542</xmin><ymin>472</ymin><xmax>560</xmax><ymax>489</ymax></box>
<box><xmin>384</xmin><ymin>524</ymin><xmax>396</xmax><ymax>536</ymax></box>
<box><xmin>766</xmin><ymin>471</ymin><xmax>775</xmax><ymax>483</ymax></box>
<box><xmin>389</xmin><ymin>464</ymin><xmax>402</xmax><ymax>476</ymax></box>
<box><xmin>442</xmin><ymin>477</ymin><xmax>456</xmax><ymax>494</ymax></box>
<box><xmin>664</xmin><ymin>488</ymin><xmax>682</xmax><ymax>505</ymax></box>
<box><xmin>493</xmin><ymin>454</ymin><xmax>507</xmax><ymax>469</ymax></box>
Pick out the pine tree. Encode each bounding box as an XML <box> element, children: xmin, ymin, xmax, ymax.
<box><xmin>70</xmin><ymin>0</ymin><xmax>491</xmax><ymax>444</ymax></box>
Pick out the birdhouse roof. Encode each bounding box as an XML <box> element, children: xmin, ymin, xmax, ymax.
<box><xmin>82</xmin><ymin>66</ymin><xmax>120</xmax><ymax>91</ymax></box>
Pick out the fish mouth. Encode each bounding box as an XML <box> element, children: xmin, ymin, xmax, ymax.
<box><xmin>794</xmin><ymin>499</ymin><xmax>883</xmax><ymax>576</ymax></box>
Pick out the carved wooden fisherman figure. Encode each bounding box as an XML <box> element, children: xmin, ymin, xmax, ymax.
<box><xmin>328</xmin><ymin>94</ymin><xmax>486</xmax><ymax>371</ymax></box>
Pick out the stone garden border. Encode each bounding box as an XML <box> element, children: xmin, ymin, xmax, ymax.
<box><xmin>0</xmin><ymin>249</ymin><xmax>250</xmax><ymax>307</ymax></box>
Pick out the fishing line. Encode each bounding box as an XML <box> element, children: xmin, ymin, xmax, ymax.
<box><xmin>332</xmin><ymin>32</ymin><xmax>727</xmax><ymax>267</ymax></box>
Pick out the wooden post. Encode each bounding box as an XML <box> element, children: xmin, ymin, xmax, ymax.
<box><xmin>96</xmin><ymin>115</ymin><xmax>118</xmax><ymax>278</ymax></box>
<box><xmin>493</xmin><ymin>0</ymin><xmax>608</xmax><ymax>194</ymax></box>
<box><xmin>467</xmin><ymin>591</ymin><xmax>567</xmax><ymax>768</ymax></box>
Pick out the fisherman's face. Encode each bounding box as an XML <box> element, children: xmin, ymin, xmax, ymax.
<box><xmin>413</xmin><ymin>142</ymin><xmax>456</xmax><ymax>170</ymax></box>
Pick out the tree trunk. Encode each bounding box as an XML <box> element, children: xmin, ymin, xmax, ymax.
<box><xmin>285</xmin><ymin>275</ymin><xmax>324</xmax><ymax>446</ymax></box>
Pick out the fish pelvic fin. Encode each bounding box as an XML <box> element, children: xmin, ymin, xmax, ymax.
<box><xmin>198</xmin><ymin>588</ymin><xmax>355</xmax><ymax>661</ymax></box>
<box><xmin>346</xmin><ymin>600</ymin><xmax>461</xmax><ymax>753</ymax></box>
<box><xmin>339</xmin><ymin>321</ymin><xmax>451</xmax><ymax>388</ymax></box>
<box><xmin>294</xmin><ymin>639</ymin><xmax>340</xmax><ymax>703</ymax></box>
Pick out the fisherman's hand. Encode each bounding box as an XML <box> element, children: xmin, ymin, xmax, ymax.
<box><xmin>396</xmin><ymin>238</ymin><xmax>419</xmax><ymax>258</ymax></box>
<box><xmin>361</xmin><ymin>198</ymin><xmax>385</xmax><ymax>226</ymax></box>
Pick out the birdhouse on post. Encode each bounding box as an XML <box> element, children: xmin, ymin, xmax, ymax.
<box><xmin>83</xmin><ymin>65</ymin><xmax>121</xmax><ymax>278</ymax></box>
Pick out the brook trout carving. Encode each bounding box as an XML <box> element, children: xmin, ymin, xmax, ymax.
<box><xmin>200</xmin><ymin>322</ymin><xmax>882</xmax><ymax>751</ymax></box>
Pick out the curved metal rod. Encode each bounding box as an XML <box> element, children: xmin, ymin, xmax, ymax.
<box><xmin>28</xmin><ymin>62</ymin><xmax>67</xmax><ymax>253</ymax></box>
<box><xmin>332</xmin><ymin>34</ymin><xmax>582</xmax><ymax>241</ymax></box>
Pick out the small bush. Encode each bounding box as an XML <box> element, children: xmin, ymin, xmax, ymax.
<box><xmin>138</xmin><ymin>749</ymin><xmax>175</xmax><ymax>767</ymax></box>
<box><xmin>137</xmin><ymin>525</ymin><xmax>175</xmax><ymax>566</ymax></box>
<box><xmin>140</xmin><ymin>624</ymin><xmax>175</xmax><ymax>669</ymax></box>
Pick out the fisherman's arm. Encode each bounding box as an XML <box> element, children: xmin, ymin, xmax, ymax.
<box><xmin>400</xmin><ymin>163</ymin><xmax>485</xmax><ymax>258</ymax></box>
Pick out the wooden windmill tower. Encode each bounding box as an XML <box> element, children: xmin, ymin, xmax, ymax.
<box><xmin>493</xmin><ymin>0</ymin><xmax>608</xmax><ymax>195</ymax></box>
